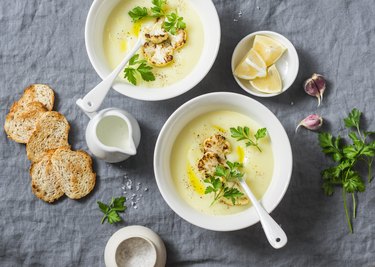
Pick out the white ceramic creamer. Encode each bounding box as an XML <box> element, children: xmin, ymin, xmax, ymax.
<box><xmin>76</xmin><ymin>101</ymin><xmax>141</xmax><ymax>163</ymax></box>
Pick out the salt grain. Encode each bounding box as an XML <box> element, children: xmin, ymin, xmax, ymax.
<box><xmin>126</xmin><ymin>179</ymin><xmax>133</xmax><ymax>190</ymax></box>
<box><xmin>122</xmin><ymin>174</ymin><xmax>148</xmax><ymax>209</ymax></box>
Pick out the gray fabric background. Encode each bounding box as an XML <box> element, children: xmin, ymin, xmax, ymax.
<box><xmin>1</xmin><ymin>0</ymin><xmax>375</xmax><ymax>266</ymax></box>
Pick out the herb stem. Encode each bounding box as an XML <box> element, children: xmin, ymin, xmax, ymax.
<box><xmin>357</xmin><ymin>126</ymin><xmax>364</xmax><ymax>142</ymax></box>
<box><xmin>210</xmin><ymin>187</ymin><xmax>224</xmax><ymax>206</ymax></box>
<box><xmin>368</xmin><ymin>158</ymin><xmax>373</xmax><ymax>183</ymax></box>
<box><xmin>352</xmin><ymin>193</ymin><xmax>356</xmax><ymax>219</ymax></box>
<box><xmin>342</xmin><ymin>188</ymin><xmax>353</xmax><ymax>234</ymax></box>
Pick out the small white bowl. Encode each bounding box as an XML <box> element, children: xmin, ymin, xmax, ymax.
<box><xmin>231</xmin><ymin>31</ymin><xmax>299</xmax><ymax>97</ymax></box>
<box><xmin>154</xmin><ymin>92</ymin><xmax>293</xmax><ymax>231</ymax></box>
<box><xmin>85</xmin><ymin>0</ymin><xmax>220</xmax><ymax>101</ymax></box>
<box><xmin>104</xmin><ymin>225</ymin><xmax>167</xmax><ymax>267</ymax></box>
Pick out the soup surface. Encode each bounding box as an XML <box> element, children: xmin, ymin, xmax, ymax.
<box><xmin>171</xmin><ymin>110</ymin><xmax>274</xmax><ymax>215</ymax></box>
<box><xmin>103</xmin><ymin>0</ymin><xmax>204</xmax><ymax>87</ymax></box>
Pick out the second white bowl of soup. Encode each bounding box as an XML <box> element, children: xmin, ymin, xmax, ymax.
<box><xmin>154</xmin><ymin>92</ymin><xmax>292</xmax><ymax>231</ymax></box>
<box><xmin>85</xmin><ymin>0</ymin><xmax>220</xmax><ymax>101</ymax></box>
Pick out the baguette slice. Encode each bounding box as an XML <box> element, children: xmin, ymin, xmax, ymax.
<box><xmin>51</xmin><ymin>148</ymin><xmax>96</xmax><ymax>199</ymax></box>
<box><xmin>16</xmin><ymin>84</ymin><xmax>55</xmax><ymax>111</ymax></box>
<box><xmin>26</xmin><ymin>111</ymin><xmax>70</xmax><ymax>162</ymax></box>
<box><xmin>4</xmin><ymin>102</ymin><xmax>47</xmax><ymax>143</ymax></box>
<box><xmin>30</xmin><ymin>151</ymin><xmax>64</xmax><ymax>203</ymax></box>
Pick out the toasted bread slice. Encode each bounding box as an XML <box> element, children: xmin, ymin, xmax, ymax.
<box><xmin>30</xmin><ymin>151</ymin><xmax>64</xmax><ymax>203</ymax></box>
<box><xmin>26</xmin><ymin>111</ymin><xmax>70</xmax><ymax>162</ymax></box>
<box><xmin>51</xmin><ymin>148</ymin><xmax>96</xmax><ymax>199</ymax></box>
<box><xmin>16</xmin><ymin>84</ymin><xmax>55</xmax><ymax>111</ymax></box>
<box><xmin>4</xmin><ymin>102</ymin><xmax>47</xmax><ymax>143</ymax></box>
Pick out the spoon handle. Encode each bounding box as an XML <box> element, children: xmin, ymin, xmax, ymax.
<box><xmin>78</xmin><ymin>38</ymin><xmax>144</xmax><ymax>113</ymax></box>
<box><xmin>239</xmin><ymin>179</ymin><xmax>287</xmax><ymax>249</ymax></box>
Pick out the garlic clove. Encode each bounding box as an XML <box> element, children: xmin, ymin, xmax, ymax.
<box><xmin>296</xmin><ymin>114</ymin><xmax>323</xmax><ymax>132</ymax></box>
<box><xmin>312</xmin><ymin>73</ymin><xmax>326</xmax><ymax>102</ymax></box>
<box><xmin>303</xmin><ymin>78</ymin><xmax>321</xmax><ymax>107</ymax></box>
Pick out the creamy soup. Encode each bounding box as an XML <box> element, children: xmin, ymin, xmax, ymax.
<box><xmin>103</xmin><ymin>0</ymin><xmax>204</xmax><ymax>87</ymax></box>
<box><xmin>171</xmin><ymin>110</ymin><xmax>274</xmax><ymax>216</ymax></box>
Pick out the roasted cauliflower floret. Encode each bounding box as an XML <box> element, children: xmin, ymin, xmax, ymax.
<box><xmin>169</xmin><ymin>29</ymin><xmax>187</xmax><ymax>50</ymax></box>
<box><xmin>198</xmin><ymin>152</ymin><xmax>224</xmax><ymax>177</ymax></box>
<box><xmin>203</xmin><ymin>134</ymin><xmax>231</xmax><ymax>157</ymax></box>
<box><xmin>198</xmin><ymin>135</ymin><xmax>231</xmax><ymax>177</ymax></box>
<box><xmin>142</xmin><ymin>18</ymin><xmax>188</xmax><ymax>66</ymax></box>
<box><xmin>144</xmin><ymin>18</ymin><xmax>169</xmax><ymax>44</ymax></box>
<box><xmin>142</xmin><ymin>41</ymin><xmax>174</xmax><ymax>67</ymax></box>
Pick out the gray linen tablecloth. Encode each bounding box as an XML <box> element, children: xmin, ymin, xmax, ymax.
<box><xmin>1</xmin><ymin>0</ymin><xmax>375</xmax><ymax>266</ymax></box>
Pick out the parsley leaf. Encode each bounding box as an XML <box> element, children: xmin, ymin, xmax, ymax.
<box><xmin>318</xmin><ymin>132</ymin><xmax>343</xmax><ymax>162</ymax></box>
<box><xmin>163</xmin><ymin>12</ymin><xmax>186</xmax><ymax>35</ymax></box>
<box><xmin>254</xmin><ymin>128</ymin><xmax>267</xmax><ymax>140</ymax></box>
<box><xmin>322</xmin><ymin>180</ymin><xmax>334</xmax><ymax>196</ymax></box>
<box><xmin>124</xmin><ymin>54</ymin><xmax>155</xmax><ymax>85</ymax></box>
<box><xmin>344</xmin><ymin>108</ymin><xmax>361</xmax><ymax>129</ymax></box>
<box><xmin>137</xmin><ymin>62</ymin><xmax>155</xmax><ymax>81</ymax></box>
<box><xmin>343</xmin><ymin>171</ymin><xmax>365</xmax><ymax>193</ymax></box>
<box><xmin>230</xmin><ymin>126</ymin><xmax>267</xmax><ymax>152</ymax></box>
<box><xmin>124</xmin><ymin>68</ymin><xmax>137</xmax><ymax>86</ymax></box>
<box><xmin>223</xmin><ymin>187</ymin><xmax>244</xmax><ymax>205</ymax></box>
<box><xmin>128</xmin><ymin>6</ymin><xmax>149</xmax><ymax>22</ymax></box>
<box><xmin>97</xmin><ymin>196</ymin><xmax>127</xmax><ymax>224</ymax></box>
<box><xmin>150</xmin><ymin>0</ymin><xmax>166</xmax><ymax>17</ymax></box>
<box><xmin>344</xmin><ymin>108</ymin><xmax>364</xmax><ymax>141</ymax></box>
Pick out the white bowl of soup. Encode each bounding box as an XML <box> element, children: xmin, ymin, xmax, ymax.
<box><xmin>154</xmin><ymin>92</ymin><xmax>292</xmax><ymax>231</ymax></box>
<box><xmin>85</xmin><ymin>0</ymin><xmax>220</xmax><ymax>101</ymax></box>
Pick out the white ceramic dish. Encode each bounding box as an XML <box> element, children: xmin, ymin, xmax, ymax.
<box><xmin>231</xmin><ymin>31</ymin><xmax>299</xmax><ymax>97</ymax></box>
<box><xmin>104</xmin><ymin>225</ymin><xmax>167</xmax><ymax>267</ymax></box>
<box><xmin>154</xmin><ymin>92</ymin><xmax>293</xmax><ymax>231</ymax></box>
<box><xmin>85</xmin><ymin>0</ymin><xmax>221</xmax><ymax>101</ymax></box>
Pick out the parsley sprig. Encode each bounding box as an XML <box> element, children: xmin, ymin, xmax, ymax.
<box><xmin>124</xmin><ymin>54</ymin><xmax>155</xmax><ymax>85</ymax></box>
<box><xmin>230</xmin><ymin>127</ymin><xmax>267</xmax><ymax>152</ymax></box>
<box><xmin>319</xmin><ymin>108</ymin><xmax>375</xmax><ymax>233</ymax></box>
<box><xmin>97</xmin><ymin>196</ymin><xmax>127</xmax><ymax>224</ymax></box>
<box><xmin>128</xmin><ymin>0</ymin><xmax>166</xmax><ymax>22</ymax></box>
<box><xmin>128</xmin><ymin>1</ymin><xmax>186</xmax><ymax>35</ymax></box>
<box><xmin>163</xmin><ymin>12</ymin><xmax>186</xmax><ymax>35</ymax></box>
<box><xmin>204</xmin><ymin>161</ymin><xmax>244</xmax><ymax>206</ymax></box>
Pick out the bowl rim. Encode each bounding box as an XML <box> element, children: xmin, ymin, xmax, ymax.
<box><xmin>153</xmin><ymin>92</ymin><xmax>293</xmax><ymax>231</ymax></box>
<box><xmin>231</xmin><ymin>30</ymin><xmax>299</xmax><ymax>98</ymax></box>
<box><xmin>85</xmin><ymin>0</ymin><xmax>221</xmax><ymax>101</ymax></box>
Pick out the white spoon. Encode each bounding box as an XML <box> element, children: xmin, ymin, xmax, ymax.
<box><xmin>76</xmin><ymin>37</ymin><xmax>144</xmax><ymax>114</ymax></box>
<box><xmin>238</xmin><ymin>177</ymin><xmax>287</xmax><ymax>249</ymax></box>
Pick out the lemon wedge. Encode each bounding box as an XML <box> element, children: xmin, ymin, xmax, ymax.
<box><xmin>234</xmin><ymin>49</ymin><xmax>267</xmax><ymax>80</ymax></box>
<box><xmin>252</xmin><ymin>35</ymin><xmax>287</xmax><ymax>67</ymax></box>
<box><xmin>250</xmin><ymin>65</ymin><xmax>282</xmax><ymax>93</ymax></box>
